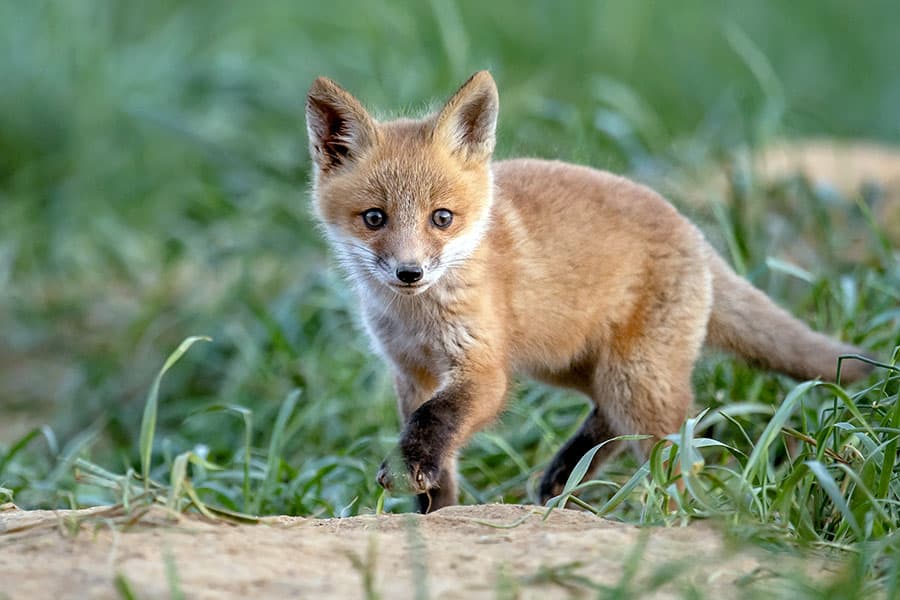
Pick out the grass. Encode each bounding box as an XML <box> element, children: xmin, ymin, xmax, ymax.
<box><xmin>1</xmin><ymin>0</ymin><xmax>900</xmax><ymax>597</ymax></box>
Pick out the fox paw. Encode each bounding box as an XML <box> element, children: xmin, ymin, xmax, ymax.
<box><xmin>407</xmin><ymin>460</ymin><xmax>440</xmax><ymax>494</ymax></box>
<box><xmin>376</xmin><ymin>460</ymin><xmax>394</xmax><ymax>491</ymax></box>
<box><xmin>538</xmin><ymin>465</ymin><xmax>567</xmax><ymax>504</ymax></box>
<box><xmin>538</xmin><ymin>479</ymin><xmax>565</xmax><ymax>505</ymax></box>
<box><xmin>375</xmin><ymin>457</ymin><xmax>440</xmax><ymax>494</ymax></box>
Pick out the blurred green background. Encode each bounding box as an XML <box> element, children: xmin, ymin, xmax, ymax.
<box><xmin>1</xmin><ymin>0</ymin><xmax>898</xmax><ymax>515</ymax></box>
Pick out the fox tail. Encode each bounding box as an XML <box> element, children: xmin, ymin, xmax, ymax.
<box><xmin>705</xmin><ymin>251</ymin><xmax>873</xmax><ymax>383</ymax></box>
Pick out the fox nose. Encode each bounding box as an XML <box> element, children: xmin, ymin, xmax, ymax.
<box><xmin>396</xmin><ymin>264</ymin><xmax>424</xmax><ymax>284</ymax></box>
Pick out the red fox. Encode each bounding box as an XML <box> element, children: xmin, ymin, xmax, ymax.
<box><xmin>305</xmin><ymin>71</ymin><xmax>873</xmax><ymax>513</ymax></box>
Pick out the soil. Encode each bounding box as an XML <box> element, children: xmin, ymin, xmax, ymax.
<box><xmin>1</xmin><ymin>502</ymin><xmax>822</xmax><ymax>599</ymax></box>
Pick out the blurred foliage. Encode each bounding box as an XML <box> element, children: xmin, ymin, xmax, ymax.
<box><xmin>0</xmin><ymin>0</ymin><xmax>898</xmax><ymax>524</ymax></box>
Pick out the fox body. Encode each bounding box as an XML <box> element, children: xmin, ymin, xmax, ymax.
<box><xmin>305</xmin><ymin>71</ymin><xmax>872</xmax><ymax>513</ymax></box>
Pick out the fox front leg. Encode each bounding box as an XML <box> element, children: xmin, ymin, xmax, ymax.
<box><xmin>379</xmin><ymin>367</ymin><xmax>508</xmax><ymax>513</ymax></box>
<box><xmin>375</xmin><ymin>370</ymin><xmax>436</xmax><ymax>497</ymax></box>
<box><xmin>374</xmin><ymin>382</ymin><xmax>465</xmax><ymax>509</ymax></box>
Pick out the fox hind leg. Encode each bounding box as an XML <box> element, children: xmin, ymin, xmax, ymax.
<box><xmin>538</xmin><ymin>366</ymin><xmax>695</xmax><ymax>506</ymax></box>
<box><xmin>538</xmin><ymin>406</ymin><xmax>622</xmax><ymax>504</ymax></box>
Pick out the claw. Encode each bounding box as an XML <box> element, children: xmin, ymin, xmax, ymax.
<box><xmin>408</xmin><ymin>462</ymin><xmax>439</xmax><ymax>493</ymax></box>
<box><xmin>376</xmin><ymin>461</ymin><xmax>394</xmax><ymax>491</ymax></box>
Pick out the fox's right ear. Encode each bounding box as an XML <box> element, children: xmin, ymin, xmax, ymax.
<box><xmin>306</xmin><ymin>77</ymin><xmax>377</xmax><ymax>173</ymax></box>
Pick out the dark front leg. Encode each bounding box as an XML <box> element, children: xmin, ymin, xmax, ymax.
<box><xmin>376</xmin><ymin>368</ymin><xmax>435</xmax><ymax>496</ymax></box>
<box><xmin>399</xmin><ymin>385</ymin><xmax>470</xmax><ymax>494</ymax></box>
<box><xmin>385</xmin><ymin>367</ymin><xmax>508</xmax><ymax>513</ymax></box>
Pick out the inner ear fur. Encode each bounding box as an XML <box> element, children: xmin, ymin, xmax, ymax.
<box><xmin>306</xmin><ymin>77</ymin><xmax>377</xmax><ymax>172</ymax></box>
<box><xmin>433</xmin><ymin>71</ymin><xmax>499</xmax><ymax>162</ymax></box>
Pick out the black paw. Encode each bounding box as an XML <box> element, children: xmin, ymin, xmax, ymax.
<box><xmin>398</xmin><ymin>403</ymin><xmax>452</xmax><ymax>495</ymax></box>
<box><xmin>399</xmin><ymin>435</ymin><xmax>443</xmax><ymax>494</ymax></box>
<box><xmin>376</xmin><ymin>459</ymin><xmax>394</xmax><ymax>491</ymax></box>
<box><xmin>407</xmin><ymin>459</ymin><xmax>441</xmax><ymax>494</ymax></box>
<box><xmin>376</xmin><ymin>451</ymin><xmax>440</xmax><ymax>495</ymax></box>
<box><xmin>538</xmin><ymin>465</ymin><xmax>567</xmax><ymax>504</ymax></box>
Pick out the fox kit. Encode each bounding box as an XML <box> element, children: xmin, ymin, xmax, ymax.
<box><xmin>305</xmin><ymin>71</ymin><xmax>872</xmax><ymax>513</ymax></box>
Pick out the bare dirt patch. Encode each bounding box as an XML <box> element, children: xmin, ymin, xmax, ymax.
<box><xmin>670</xmin><ymin>138</ymin><xmax>900</xmax><ymax>245</ymax></box>
<box><xmin>1</xmin><ymin>503</ymin><xmax>824</xmax><ymax>599</ymax></box>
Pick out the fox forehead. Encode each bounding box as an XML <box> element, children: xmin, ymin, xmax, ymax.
<box><xmin>360</xmin><ymin>118</ymin><xmax>467</xmax><ymax>202</ymax></box>
<box><xmin>366</xmin><ymin>156</ymin><xmax>456</xmax><ymax>209</ymax></box>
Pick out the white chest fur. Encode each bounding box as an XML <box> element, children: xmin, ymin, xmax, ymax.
<box><xmin>357</xmin><ymin>283</ymin><xmax>475</xmax><ymax>376</ymax></box>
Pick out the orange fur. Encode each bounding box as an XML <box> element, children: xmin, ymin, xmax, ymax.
<box><xmin>306</xmin><ymin>71</ymin><xmax>873</xmax><ymax>512</ymax></box>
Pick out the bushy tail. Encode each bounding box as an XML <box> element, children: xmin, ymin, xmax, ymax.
<box><xmin>705</xmin><ymin>250</ymin><xmax>873</xmax><ymax>383</ymax></box>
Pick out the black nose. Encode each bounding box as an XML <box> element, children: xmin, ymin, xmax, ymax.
<box><xmin>396</xmin><ymin>264</ymin><xmax>424</xmax><ymax>284</ymax></box>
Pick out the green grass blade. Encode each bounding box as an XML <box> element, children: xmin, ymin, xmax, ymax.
<box><xmin>186</xmin><ymin>404</ymin><xmax>253</xmax><ymax>512</ymax></box>
<box><xmin>819</xmin><ymin>382</ymin><xmax>877</xmax><ymax>438</ymax></box>
<box><xmin>167</xmin><ymin>452</ymin><xmax>190</xmax><ymax>511</ymax></box>
<box><xmin>139</xmin><ymin>336</ymin><xmax>211</xmax><ymax>492</ymax></box>
<box><xmin>877</xmin><ymin>351</ymin><xmax>900</xmax><ymax>498</ymax></box>
<box><xmin>164</xmin><ymin>550</ymin><xmax>186</xmax><ymax>600</ymax></box>
<box><xmin>252</xmin><ymin>389</ymin><xmax>300</xmax><ymax>514</ymax></box>
<box><xmin>543</xmin><ymin>434</ymin><xmax>650</xmax><ymax>515</ymax></box>
<box><xmin>597</xmin><ymin>461</ymin><xmax>652</xmax><ymax>517</ymax></box>
<box><xmin>114</xmin><ymin>572</ymin><xmax>139</xmax><ymax>600</ymax></box>
<box><xmin>805</xmin><ymin>460</ymin><xmax>862</xmax><ymax>539</ymax></box>
<box><xmin>677</xmin><ymin>415</ymin><xmax>720</xmax><ymax>512</ymax></box>
<box><xmin>0</xmin><ymin>428</ymin><xmax>42</xmax><ymax>477</ymax></box>
<box><xmin>742</xmin><ymin>380</ymin><xmax>818</xmax><ymax>482</ymax></box>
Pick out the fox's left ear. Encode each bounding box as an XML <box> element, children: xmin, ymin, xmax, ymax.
<box><xmin>433</xmin><ymin>71</ymin><xmax>499</xmax><ymax>162</ymax></box>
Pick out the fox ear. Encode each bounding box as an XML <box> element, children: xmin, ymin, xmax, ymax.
<box><xmin>433</xmin><ymin>71</ymin><xmax>499</xmax><ymax>162</ymax></box>
<box><xmin>306</xmin><ymin>77</ymin><xmax>377</xmax><ymax>173</ymax></box>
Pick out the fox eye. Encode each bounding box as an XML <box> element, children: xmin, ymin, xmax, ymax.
<box><xmin>432</xmin><ymin>208</ymin><xmax>453</xmax><ymax>229</ymax></box>
<box><xmin>362</xmin><ymin>208</ymin><xmax>387</xmax><ymax>230</ymax></box>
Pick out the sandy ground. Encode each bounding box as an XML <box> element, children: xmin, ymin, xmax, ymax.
<box><xmin>0</xmin><ymin>502</ymin><xmax>823</xmax><ymax>599</ymax></box>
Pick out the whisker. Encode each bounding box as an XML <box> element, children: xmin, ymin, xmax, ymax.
<box><xmin>334</xmin><ymin>240</ymin><xmax>383</xmax><ymax>262</ymax></box>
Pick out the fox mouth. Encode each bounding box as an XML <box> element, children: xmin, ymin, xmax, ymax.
<box><xmin>388</xmin><ymin>282</ymin><xmax>428</xmax><ymax>295</ymax></box>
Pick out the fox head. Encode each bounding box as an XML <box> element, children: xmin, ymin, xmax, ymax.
<box><xmin>305</xmin><ymin>71</ymin><xmax>499</xmax><ymax>296</ymax></box>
